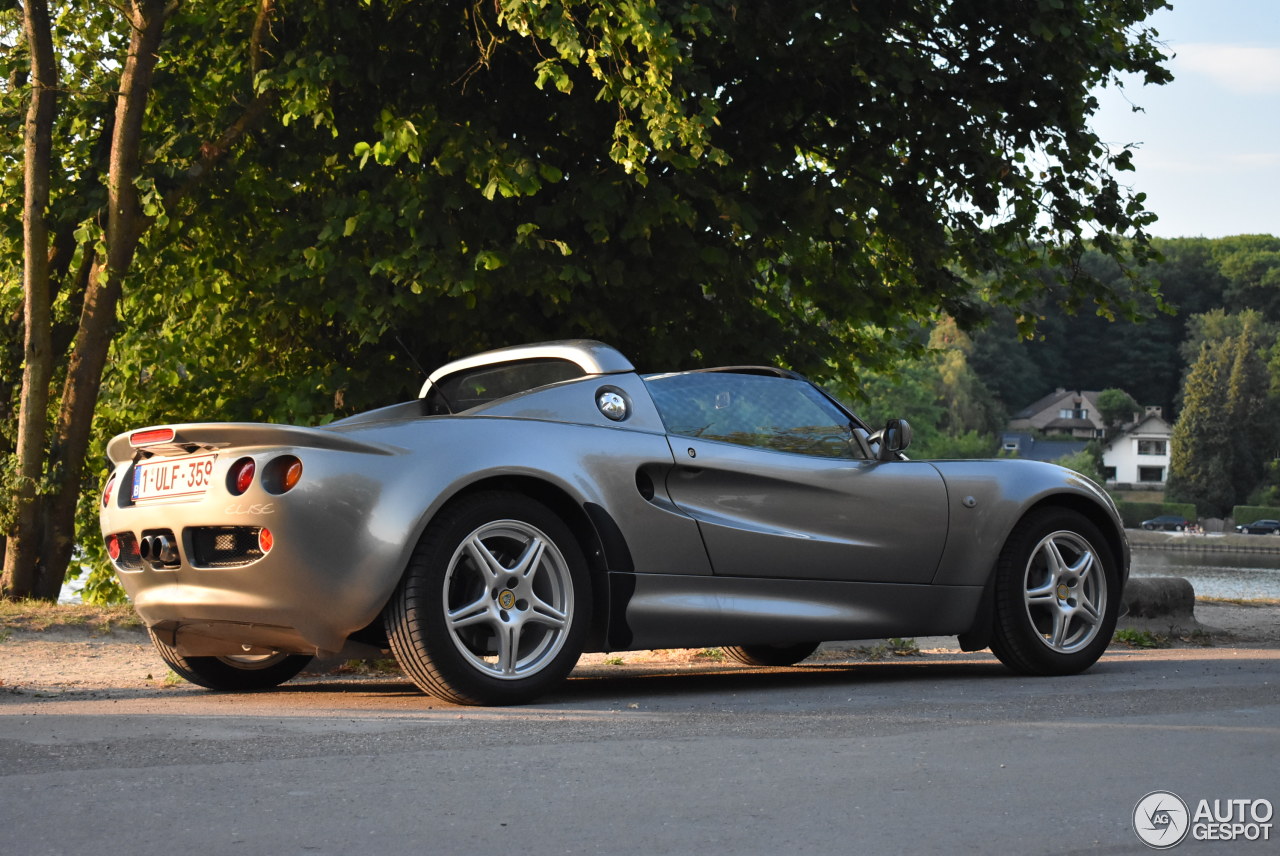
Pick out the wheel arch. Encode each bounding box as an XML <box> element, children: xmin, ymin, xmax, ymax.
<box><xmin>414</xmin><ymin>474</ymin><xmax>620</xmax><ymax>651</ymax></box>
<box><xmin>1021</xmin><ymin>493</ymin><xmax>1129</xmax><ymax>581</ymax></box>
<box><xmin>958</xmin><ymin>492</ymin><xmax>1128</xmax><ymax>653</ymax></box>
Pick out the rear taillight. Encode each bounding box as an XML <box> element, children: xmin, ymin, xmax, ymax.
<box><xmin>105</xmin><ymin>534</ymin><xmax>121</xmax><ymax>561</ymax></box>
<box><xmin>228</xmin><ymin>458</ymin><xmax>256</xmax><ymax>495</ymax></box>
<box><xmin>264</xmin><ymin>455</ymin><xmax>303</xmax><ymax>494</ymax></box>
<box><xmin>101</xmin><ymin>474</ymin><xmax>116</xmax><ymax>509</ymax></box>
<box><xmin>258</xmin><ymin>527</ymin><xmax>274</xmax><ymax>554</ymax></box>
<box><xmin>281</xmin><ymin>458</ymin><xmax>303</xmax><ymax>492</ymax></box>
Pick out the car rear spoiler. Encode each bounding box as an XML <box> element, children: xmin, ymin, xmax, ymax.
<box><xmin>105</xmin><ymin>422</ymin><xmax>400</xmax><ymax>464</ymax></box>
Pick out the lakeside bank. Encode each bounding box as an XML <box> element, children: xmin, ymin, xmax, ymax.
<box><xmin>1126</xmin><ymin>528</ymin><xmax>1280</xmax><ymax>555</ymax></box>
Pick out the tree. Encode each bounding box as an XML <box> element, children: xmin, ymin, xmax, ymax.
<box><xmin>1166</xmin><ymin>314</ymin><xmax>1278</xmax><ymax>517</ymax></box>
<box><xmin>834</xmin><ymin>317</ymin><xmax>1000</xmax><ymax>459</ymax></box>
<box><xmin>3</xmin><ymin>1</ymin><xmax>279</xmax><ymax>599</ymax></box>
<box><xmin>4</xmin><ymin>1</ymin><xmax>1174</xmax><ymax>599</ymax></box>
<box><xmin>1096</xmin><ymin>388</ymin><xmax>1140</xmax><ymax>437</ymax></box>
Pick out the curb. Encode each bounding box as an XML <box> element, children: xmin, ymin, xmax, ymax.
<box><xmin>1118</xmin><ymin>576</ymin><xmax>1210</xmax><ymax>635</ymax></box>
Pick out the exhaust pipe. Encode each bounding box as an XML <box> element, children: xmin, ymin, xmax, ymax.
<box><xmin>154</xmin><ymin>534</ymin><xmax>179</xmax><ymax>565</ymax></box>
<box><xmin>138</xmin><ymin>533</ymin><xmax>179</xmax><ymax>566</ymax></box>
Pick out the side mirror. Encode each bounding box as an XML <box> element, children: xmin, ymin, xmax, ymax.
<box><xmin>876</xmin><ymin>418</ymin><xmax>913</xmax><ymax>461</ymax></box>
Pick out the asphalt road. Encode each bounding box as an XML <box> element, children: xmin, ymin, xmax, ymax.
<box><xmin>2</xmin><ymin>646</ymin><xmax>1278</xmax><ymax>856</ymax></box>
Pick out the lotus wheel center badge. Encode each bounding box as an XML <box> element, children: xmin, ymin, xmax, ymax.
<box><xmin>498</xmin><ymin>589</ymin><xmax>517</xmax><ymax>610</ymax></box>
<box><xmin>1056</xmin><ymin>583</ymin><xmax>1071</xmax><ymax>600</ymax></box>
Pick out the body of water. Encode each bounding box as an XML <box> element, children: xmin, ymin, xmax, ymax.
<box><xmin>1131</xmin><ymin>548</ymin><xmax>1280</xmax><ymax>600</ymax></box>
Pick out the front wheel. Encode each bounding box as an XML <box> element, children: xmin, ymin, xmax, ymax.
<box><xmin>722</xmin><ymin>642</ymin><xmax>819</xmax><ymax>666</ymax></box>
<box><xmin>384</xmin><ymin>492</ymin><xmax>591</xmax><ymax>705</ymax></box>
<box><xmin>149</xmin><ymin>630</ymin><xmax>312</xmax><ymax>690</ymax></box>
<box><xmin>989</xmin><ymin>508</ymin><xmax>1120</xmax><ymax>676</ymax></box>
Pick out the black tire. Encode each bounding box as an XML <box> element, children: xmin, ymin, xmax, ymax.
<box><xmin>989</xmin><ymin>508</ymin><xmax>1120</xmax><ymax>676</ymax></box>
<box><xmin>384</xmin><ymin>492</ymin><xmax>591</xmax><ymax>705</ymax></box>
<box><xmin>721</xmin><ymin>642</ymin><xmax>820</xmax><ymax>667</ymax></box>
<box><xmin>149</xmin><ymin>630</ymin><xmax>312</xmax><ymax>691</ymax></box>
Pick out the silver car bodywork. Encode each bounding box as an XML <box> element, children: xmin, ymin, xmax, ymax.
<box><xmin>100</xmin><ymin>340</ymin><xmax>1128</xmax><ymax>690</ymax></box>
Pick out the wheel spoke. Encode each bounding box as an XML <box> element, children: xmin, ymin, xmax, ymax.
<box><xmin>463</xmin><ymin>535</ymin><xmax>507</xmax><ymax>585</ymax></box>
<box><xmin>1049</xmin><ymin>605</ymin><xmax>1070</xmax><ymax>648</ymax></box>
<box><xmin>495</xmin><ymin>623</ymin><xmax>520</xmax><ymax>676</ymax></box>
<box><xmin>1070</xmin><ymin>550</ymin><xmax>1095</xmax><ymax>580</ymax></box>
<box><xmin>448</xmin><ymin>594</ymin><xmax>496</xmax><ymax>631</ymax></box>
<box><xmin>1026</xmin><ymin>579</ymin><xmax>1057</xmax><ymax>603</ymax></box>
<box><xmin>1076</xmin><ymin>589</ymin><xmax>1102</xmax><ymax>625</ymax></box>
<box><xmin>511</xmin><ymin>536</ymin><xmax>548</xmax><ymax>580</ymax></box>
<box><xmin>527</xmin><ymin>593</ymin><xmax>568</xmax><ymax>629</ymax></box>
<box><xmin>1043</xmin><ymin>539</ymin><xmax>1068</xmax><ymax>576</ymax></box>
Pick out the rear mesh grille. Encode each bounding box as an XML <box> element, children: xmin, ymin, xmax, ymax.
<box><xmin>112</xmin><ymin>532</ymin><xmax>144</xmax><ymax>571</ymax></box>
<box><xmin>189</xmin><ymin>526</ymin><xmax>264</xmax><ymax>568</ymax></box>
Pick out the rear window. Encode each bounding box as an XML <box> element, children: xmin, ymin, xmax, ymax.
<box><xmin>424</xmin><ymin>358</ymin><xmax>586</xmax><ymax>414</ymax></box>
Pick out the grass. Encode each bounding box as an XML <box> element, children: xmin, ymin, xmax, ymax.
<box><xmin>853</xmin><ymin>637</ymin><xmax>922</xmax><ymax>661</ymax></box>
<box><xmin>0</xmin><ymin>599</ymin><xmax>144</xmax><ymax>635</ymax></box>
<box><xmin>1197</xmin><ymin>596</ymin><xmax>1280</xmax><ymax>607</ymax></box>
<box><xmin>330</xmin><ymin>658</ymin><xmax>402</xmax><ymax>676</ymax></box>
<box><xmin>1113</xmin><ymin>628</ymin><xmax>1170</xmax><ymax>649</ymax></box>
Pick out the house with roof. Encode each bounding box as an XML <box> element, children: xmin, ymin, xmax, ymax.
<box><xmin>1100</xmin><ymin>407</ymin><xmax>1173</xmax><ymax>486</ymax></box>
<box><xmin>1007</xmin><ymin>389</ymin><xmax>1107</xmax><ymax>439</ymax></box>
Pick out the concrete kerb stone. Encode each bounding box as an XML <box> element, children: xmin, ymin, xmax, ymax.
<box><xmin>1117</xmin><ymin>575</ymin><xmax>1214</xmax><ymax>636</ymax></box>
<box><xmin>1123</xmin><ymin>576</ymin><xmax>1195</xmax><ymax>620</ymax></box>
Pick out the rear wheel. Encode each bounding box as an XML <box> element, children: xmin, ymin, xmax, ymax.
<box><xmin>149</xmin><ymin>630</ymin><xmax>312</xmax><ymax>690</ymax></box>
<box><xmin>721</xmin><ymin>642</ymin><xmax>820</xmax><ymax>667</ymax></box>
<box><xmin>989</xmin><ymin>508</ymin><xmax>1120</xmax><ymax>676</ymax></box>
<box><xmin>384</xmin><ymin>492</ymin><xmax>591</xmax><ymax>705</ymax></box>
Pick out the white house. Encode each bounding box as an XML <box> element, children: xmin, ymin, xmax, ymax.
<box><xmin>1101</xmin><ymin>407</ymin><xmax>1172</xmax><ymax>486</ymax></box>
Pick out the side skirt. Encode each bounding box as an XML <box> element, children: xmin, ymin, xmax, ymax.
<box><xmin>603</xmin><ymin>572</ymin><xmax>984</xmax><ymax>651</ymax></box>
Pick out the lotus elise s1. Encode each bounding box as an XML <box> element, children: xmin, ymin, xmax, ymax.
<box><xmin>100</xmin><ymin>340</ymin><xmax>1128</xmax><ymax>704</ymax></box>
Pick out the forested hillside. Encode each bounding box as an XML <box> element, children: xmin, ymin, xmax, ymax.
<box><xmin>851</xmin><ymin>234</ymin><xmax>1280</xmax><ymax>517</ymax></box>
<box><xmin>969</xmin><ymin>235</ymin><xmax>1280</xmax><ymax>419</ymax></box>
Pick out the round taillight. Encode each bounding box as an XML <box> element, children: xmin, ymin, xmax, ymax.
<box><xmin>282</xmin><ymin>458</ymin><xmax>303</xmax><ymax>492</ymax></box>
<box><xmin>263</xmin><ymin>455</ymin><xmax>303</xmax><ymax>494</ymax></box>
<box><xmin>258</xmin><ymin>527</ymin><xmax>273</xmax><ymax>554</ymax></box>
<box><xmin>228</xmin><ymin>458</ymin><xmax>256</xmax><ymax>495</ymax></box>
<box><xmin>106</xmin><ymin>534</ymin><xmax>121</xmax><ymax>561</ymax></box>
<box><xmin>102</xmin><ymin>474</ymin><xmax>116</xmax><ymax>509</ymax></box>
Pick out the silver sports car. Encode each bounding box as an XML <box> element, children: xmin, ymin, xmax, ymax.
<box><xmin>99</xmin><ymin>340</ymin><xmax>1128</xmax><ymax>704</ymax></box>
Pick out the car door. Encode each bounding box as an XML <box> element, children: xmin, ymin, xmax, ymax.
<box><xmin>645</xmin><ymin>371</ymin><xmax>949</xmax><ymax>584</ymax></box>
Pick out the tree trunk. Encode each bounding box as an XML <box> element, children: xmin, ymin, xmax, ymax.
<box><xmin>3</xmin><ymin>0</ymin><xmax>59</xmax><ymax>600</ymax></box>
<box><xmin>36</xmin><ymin>1</ymin><xmax>175</xmax><ymax>599</ymax></box>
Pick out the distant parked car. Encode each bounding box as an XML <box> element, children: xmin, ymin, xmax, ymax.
<box><xmin>1236</xmin><ymin>519</ymin><xmax>1280</xmax><ymax>535</ymax></box>
<box><xmin>1141</xmin><ymin>515</ymin><xmax>1191</xmax><ymax>532</ymax></box>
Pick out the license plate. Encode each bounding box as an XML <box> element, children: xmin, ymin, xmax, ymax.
<box><xmin>132</xmin><ymin>453</ymin><xmax>218</xmax><ymax>503</ymax></box>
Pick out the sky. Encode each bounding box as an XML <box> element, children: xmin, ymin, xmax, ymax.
<box><xmin>1090</xmin><ymin>0</ymin><xmax>1280</xmax><ymax>238</ymax></box>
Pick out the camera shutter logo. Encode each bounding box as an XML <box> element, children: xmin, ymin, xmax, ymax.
<box><xmin>1134</xmin><ymin>791</ymin><xmax>1191</xmax><ymax>848</ymax></box>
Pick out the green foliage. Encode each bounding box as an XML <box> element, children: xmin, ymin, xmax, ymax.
<box><xmin>1166</xmin><ymin>313</ymin><xmax>1279</xmax><ymax>517</ymax></box>
<box><xmin>1112</xmin><ymin>628</ymin><xmax>1169</xmax><ymax>649</ymax></box>
<box><xmin>836</xmin><ymin>317</ymin><xmax>1001</xmax><ymax>459</ymax></box>
<box><xmin>1055</xmin><ymin>446</ymin><xmax>1104</xmax><ymax>484</ymax></box>
<box><xmin>1231</xmin><ymin>506</ymin><xmax>1280</xmax><ymax>526</ymax></box>
<box><xmin>969</xmin><ymin>235</ymin><xmax>1280</xmax><ymax>419</ymax></box>
<box><xmin>1112</xmin><ymin>500</ymin><xmax>1197</xmax><ymax>529</ymax></box>
<box><xmin>855</xmin><ymin>637</ymin><xmax>922</xmax><ymax>660</ymax></box>
<box><xmin>4</xmin><ymin>1</ymin><xmax>1180</xmax><ymax>595</ymax></box>
<box><xmin>1096</xmin><ymin>388</ymin><xmax>1140</xmax><ymax>433</ymax></box>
